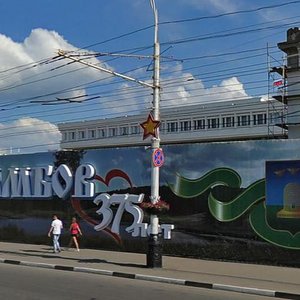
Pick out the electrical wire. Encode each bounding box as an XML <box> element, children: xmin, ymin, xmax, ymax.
<box><xmin>159</xmin><ymin>0</ymin><xmax>300</xmax><ymax>25</ymax></box>
<box><xmin>161</xmin><ymin>21</ymin><xmax>300</xmax><ymax>46</ymax></box>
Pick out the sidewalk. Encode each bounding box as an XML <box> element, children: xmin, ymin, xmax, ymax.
<box><xmin>0</xmin><ymin>242</ymin><xmax>299</xmax><ymax>299</ymax></box>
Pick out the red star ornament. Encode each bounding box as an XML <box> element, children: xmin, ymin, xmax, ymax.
<box><xmin>140</xmin><ymin>113</ymin><xmax>161</xmax><ymax>140</ymax></box>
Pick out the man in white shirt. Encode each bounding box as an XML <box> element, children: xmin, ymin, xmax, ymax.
<box><xmin>48</xmin><ymin>215</ymin><xmax>63</xmax><ymax>253</ymax></box>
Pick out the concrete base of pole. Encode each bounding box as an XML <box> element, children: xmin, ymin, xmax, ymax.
<box><xmin>146</xmin><ymin>234</ymin><xmax>162</xmax><ymax>268</ymax></box>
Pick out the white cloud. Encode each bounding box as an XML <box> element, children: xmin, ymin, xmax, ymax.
<box><xmin>110</xmin><ymin>63</ymin><xmax>250</xmax><ymax>111</ymax></box>
<box><xmin>160</xmin><ymin>68</ymin><xmax>249</xmax><ymax>107</ymax></box>
<box><xmin>0</xmin><ymin>28</ymin><xmax>114</xmax><ymax>153</ymax></box>
<box><xmin>0</xmin><ymin>28</ymin><xmax>110</xmax><ymax>102</ymax></box>
<box><xmin>107</xmin><ymin>63</ymin><xmax>250</xmax><ymax>115</ymax></box>
<box><xmin>0</xmin><ymin>117</ymin><xmax>61</xmax><ymax>155</ymax></box>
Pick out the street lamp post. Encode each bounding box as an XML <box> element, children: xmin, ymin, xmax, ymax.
<box><xmin>147</xmin><ymin>0</ymin><xmax>162</xmax><ymax>268</ymax></box>
<box><xmin>57</xmin><ymin>0</ymin><xmax>162</xmax><ymax>268</ymax></box>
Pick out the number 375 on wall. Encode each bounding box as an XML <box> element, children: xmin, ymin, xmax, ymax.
<box><xmin>93</xmin><ymin>193</ymin><xmax>174</xmax><ymax>240</ymax></box>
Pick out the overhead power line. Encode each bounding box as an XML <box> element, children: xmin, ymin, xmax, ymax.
<box><xmin>81</xmin><ymin>25</ymin><xmax>154</xmax><ymax>50</ymax></box>
<box><xmin>160</xmin><ymin>0</ymin><xmax>300</xmax><ymax>25</ymax></box>
<box><xmin>78</xmin><ymin>1</ymin><xmax>300</xmax><ymax>51</ymax></box>
<box><xmin>0</xmin><ymin>44</ymin><xmax>276</xmax><ymax>109</ymax></box>
<box><xmin>178</xmin><ymin>46</ymin><xmax>277</xmax><ymax>61</ymax></box>
<box><xmin>161</xmin><ymin>21</ymin><xmax>300</xmax><ymax>46</ymax></box>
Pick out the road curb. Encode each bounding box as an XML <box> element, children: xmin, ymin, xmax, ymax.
<box><xmin>1</xmin><ymin>258</ymin><xmax>299</xmax><ymax>299</ymax></box>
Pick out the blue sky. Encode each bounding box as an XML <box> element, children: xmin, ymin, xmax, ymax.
<box><xmin>0</xmin><ymin>0</ymin><xmax>299</xmax><ymax>153</ymax></box>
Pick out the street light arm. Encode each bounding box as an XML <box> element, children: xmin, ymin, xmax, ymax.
<box><xmin>57</xmin><ymin>50</ymin><xmax>154</xmax><ymax>89</ymax></box>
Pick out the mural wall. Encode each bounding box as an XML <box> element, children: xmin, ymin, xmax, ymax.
<box><xmin>0</xmin><ymin>139</ymin><xmax>299</xmax><ymax>266</ymax></box>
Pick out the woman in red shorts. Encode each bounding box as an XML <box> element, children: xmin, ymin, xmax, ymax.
<box><xmin>69</xmin><ymin>217</ymin><xmax>82</xmax><ymax>252</ymax></box>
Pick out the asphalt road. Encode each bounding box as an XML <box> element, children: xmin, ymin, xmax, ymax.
<box><xmin>0</xmin><ymin>264</ymin><xmax>281</xmax><ymax>300</ymax></box>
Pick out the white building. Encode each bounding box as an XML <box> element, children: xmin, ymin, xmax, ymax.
<box><xmin>58</xmin><ymin>97</ymin><xmax>286</xmax><ymax>150</ymax></box>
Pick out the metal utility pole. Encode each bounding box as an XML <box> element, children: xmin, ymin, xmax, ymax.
<box><xmin>147</xmin><ymin>0</ymin><xmax>162</xmax><ymax>268</ymax></box>
<box><xmin>57</xmin><ymin>0</ymin><xmax>163</xmax><ymax>268</ymax></box>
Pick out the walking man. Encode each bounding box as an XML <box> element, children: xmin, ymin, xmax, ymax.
<box><xmin>48</xmin><ymin>215</ymin><xmax>63</xmax><ymax>253</ymax></box>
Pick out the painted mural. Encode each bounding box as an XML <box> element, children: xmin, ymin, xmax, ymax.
<box><xmin>0</xmin><ymin>139</ymin><xmax>300</xmax><ymax>266</ymax></box>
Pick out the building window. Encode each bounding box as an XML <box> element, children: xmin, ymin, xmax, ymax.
<box><xmin>69</xmin><ymin>131</ymin><xmax>76</xmax><ymax>140</ymax></box>
<box><xmin>120</xmin><ymin>126</ymin><xmax>128</xmax><ymax>135</ymax></box>
<box><xmin>253</xmin><ymin>113</ymin><xmax>267</xmax><ymax>125</ymax></box>
<box><xmin>167</xmin><ymin>121</ymin><xmax>178</xmax><ymax>133</ymax></box>
<box><xmin>108</xmin><ymin>127</ymin><xmax>117</xmax><ymax>137</ymax></box>
<box><xmin>131</xmin><ymin>125</ymin><xmax>140</xmax><ymax>135</ymax></box>
<box><xmin>78</xmin><ymin>130</ymin><xmax>86</xmax><ymax>140</ymax></box>
<box><xmin>180</xmin><ymin>120</ymin><xmax>191</xmax><ymax>131</ymax></box>
<box><xmin>222</xmin><ymin>116</ymin><xmax>235</xmax><ymax>128</ymax></box>
<box><xmin>237</xmin><ymin>115</ymin><xmax>250</xmax><ymax>126</ymax></box>
<box><xmin>207</xmin><ymin>117</ymin><xmax>219</xmax><ymax>129</ymax></box>
<box><xmin>88</xmin><ymin>129</ymin><xmax>96</xmax><ymax>139</ymax></box>
<box><xmin>98</xmin><ymin>128</ymin><xmax>106</xmax><ymax>138</ymax></box>
<box><xmin>194</xmin><ymin>119</ymin><xmax>205</xmax><ymax>130</ymax></box>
